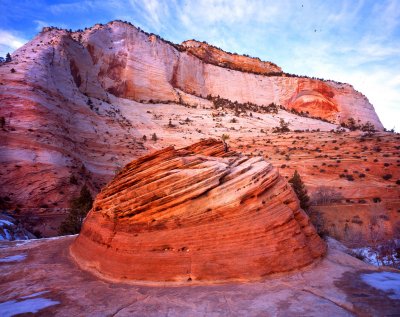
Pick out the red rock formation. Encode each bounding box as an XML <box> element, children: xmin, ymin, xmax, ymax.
<box><xmin>70</xmin><ymin>139</ymin><xmax>326</xmax><ymax>282</ymax></box>
<box><xmin>181</xmin><ymin>40</ymin><xmax>283</xmax><ymax>75</ymax></box>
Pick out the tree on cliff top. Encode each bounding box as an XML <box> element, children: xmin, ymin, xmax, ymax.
<box><xmin>289</xmin><ymin>170</ymin><xmax>309</xmax><ymax>210</ymax></box>
<box><xmin>5</xmin><ymin>53</ymin><xmax>12</xmax><ymax>62</ymax></box>
<box><xmin>59</xmin><ymin>185</ymin><xmax>93</xmax><ymax>235</ymax></box>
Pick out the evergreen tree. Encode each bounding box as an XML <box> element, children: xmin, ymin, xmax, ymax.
<box><xmin>59</xmin><ymin>185</ymin><xmax>93</xmax><ymax>235</ymax></box>
<box><xmin>5</xmin><ymin>53</ymin><xmax>11</xmax><ymax>62</ymax></box>
<box><xmin>289</xmin><ymin>170</ymin><xmax>310</xmax><ymax>210</ymax></box>
<box><xmin>151</xmin><ymin>133</ymin><xmax>158</xmax><ymax>141</ymax></box>
<box><xmin>221</xmin><ymin>134</ymin><xmax>229</xmax><ymax>152</ymax></box>
<box><xmin>361</xmin><ymin>121</ymin><xmax>375</xmax><ymax>137</ymax></box>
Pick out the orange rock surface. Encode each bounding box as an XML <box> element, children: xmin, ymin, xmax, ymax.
<box><xmin>70</xmin><ymin>139</ymin><xmax>326</xmax><ymax>282</ymax></box>
<box><xmin>181</xmin><ymin>40</ymin><xmax>283</xmax><ymax>75</ymax></box>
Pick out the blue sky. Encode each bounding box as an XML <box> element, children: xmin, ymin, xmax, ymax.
<box><xmin>1</xmin><ymin>0</ymin><xmax>399</xmax><ymax>130</ymax></box>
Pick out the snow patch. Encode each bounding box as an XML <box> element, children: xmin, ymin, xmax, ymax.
<box><xmin>361</xmin><ymin>272</ymin><xmax>400</xmax><ymax>300</ymax></box>
<box><xmin>21</xmin><ymin>291</ymin><xmax>50</xmax><ymax>299</ymax></box>
<box><xmin>0</xmin><ymin>220</ymin><xmax>14</xmax><ymax>227</ymax></box>
<box><xmin>4</xmin><ymin>229</ymin><xmax>11</xmax><ymax>240</ymax></box>
<box><xmin>0</xmin><ymin>254</ymin><xmax>26</xmax><ymax>263</ymax></box>
<box><xmin>0</xmin><ymin>297</ymin><xmax>59</xmax><ymax>317</ymax></box>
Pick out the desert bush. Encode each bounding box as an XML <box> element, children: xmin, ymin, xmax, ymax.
<box><xmin>272</xmin><ymin>119</ymin><xmax>290</xmax><ymax>133</ymax></box>
<box><xmin>351</xmin><ymin>216</ymin><xmax>363</xmax><ymax>225</ymax></box>
<box><xmin>69</xmin><ymin>174</ymin><xmax>78</xmax><ymax>185</ymax></box>
<box><xmin>311</xmin><ymin>186</ymin><xmax>344</xmax><ymax>205</ymax></box>
<box><xmin>382</xmin><ymin>174</ymin><xmax>392</xmax><ymax>180</ymax></box>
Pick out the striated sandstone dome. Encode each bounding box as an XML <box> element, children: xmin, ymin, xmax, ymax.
<box><xmin>70</xmin><ymin>139</ymin><xmax>326</xmax><ymax>283</ymax></box>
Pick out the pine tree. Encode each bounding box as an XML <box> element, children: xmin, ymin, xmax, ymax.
<box><xmin>5</xmin><ymin>53</ymin><xmax>11</xmax><ymax>62</ymax></box>
<box><xmin>221</xmin><ymin>134</ymin><xmax>229</xmax><ymax>152</ymax></box>
<box><xmin>59</xmin><ymin>185</ymin><xmax>93</xmax><ymax>235</ymax></box>
<box><xmin>289</xmin><ymin>170</ymin><xmax>310</xmax><ymax>210</ymax></box>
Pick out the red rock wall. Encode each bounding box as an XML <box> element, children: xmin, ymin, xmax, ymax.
<box><xmin>181</xmin><ymin>40</ymin><xmax>283</xmax><ymax>75</ymax></box>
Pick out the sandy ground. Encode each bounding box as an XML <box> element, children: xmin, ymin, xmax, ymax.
<box><xmin>0</xmin><ymin>236</ymin><xmax>399</xmax><ymax>316</ymax></box>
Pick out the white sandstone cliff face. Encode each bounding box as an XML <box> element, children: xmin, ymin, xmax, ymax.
<box><xmin>75</xmin><ymin>21</ymin><xmax>382</xmax><ymax>129</ymax></box>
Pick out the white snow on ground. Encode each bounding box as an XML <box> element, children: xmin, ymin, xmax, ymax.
<box><xmin>21</xmin><ymin>291</ymin><xmax>50</xmax><ymax>299</ymax></box>
<box><xmin>14</xmin><ymin>240</ymin><xmax>33</xmax><ymax>246</ymax></box>
<box><xmin>352</xmin><ymin>247</ymin><xmax>380</xmax><ymax>266</ymax></box>
<box><xmin>351</xmin><ymin>245</ymin><xmax>400</xmax><ymax>268</ymax></box>
<box><xmin>14</xmin><ymin>234</ymin><xmax>78</xmax><ymax>245</ymax></box>
<box><xmin>361</xmin><ymin>272</ymin><xmax>400</xmax><ymax>300</ymax></box>
<box><xmin>0</xmin><ymin>254</ymin><xmax>26</xmax><ymax>263</ymax></box>
<box><xmin>0</xmin><ymin>220</ymin><xmax>14</xmax><ymax>227</ymax></box>
<box><xmin>0</xmin><ymin>297</ymin><xmax>59</xmax><ymax>317</ymax></box>
<box><xmin>3</xmin><ymin>229</ymin><xmax>11</xmax><ymax>240</ymax></box>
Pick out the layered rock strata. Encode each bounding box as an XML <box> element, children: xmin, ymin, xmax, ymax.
<box><xmin>72</xmin><ymin>21</ymin><xmax>383</xmax><ymax>127</ymax></box>
<box><xmin>71</xmin><ymin>139</ymin><xmax>326</xmax><ymax>282</ymax></box>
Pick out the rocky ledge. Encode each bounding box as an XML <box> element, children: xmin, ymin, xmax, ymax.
<box><xmin>70</xmin><ymin>139</ymin><xmax>326</xmax><ymax>282</ymax></box>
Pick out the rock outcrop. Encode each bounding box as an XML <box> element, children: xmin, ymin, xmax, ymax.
<box><xmin>71</xmin><ymin>139</ymin><xmax>326</xmax><ymax>282</ymax></box>
<box><xmin>181</xmin><ymin>39</ymin><xmax>283</xmax><ymax>75</ymax></box>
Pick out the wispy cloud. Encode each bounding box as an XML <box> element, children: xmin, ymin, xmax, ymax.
<box><xmin>0</xmin><ymin>30</ymin><xmax>27</xmax><ymax>57</ymax></box>
<box><xmin>48</xmin><ymin>1</ymin><xmax>97</xmax><ymax>14</ymax></box>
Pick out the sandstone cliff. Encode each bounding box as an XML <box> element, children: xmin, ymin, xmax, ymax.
<box><xmin>71</xmin><ymin>140</ymin><xmax>326</xmax><ymax>282</ymax></box>
<box><xmin>0</xmin><ymin>20</ymin><xmax>395</xmax><ymax>242</ymax></box>
<box><xmin>70</xmin><ymin>21</ymin><xmax>382</xmax><ymax>127</ymax></box>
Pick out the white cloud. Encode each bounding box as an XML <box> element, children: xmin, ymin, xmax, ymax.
<box><xmin>49</xmin><ymin>1</ymin><xmax>96</xmax><ymax>14</ymax></box>
<box><xmin>34</xmin><ymin>20</ymin><xmax>49</xmax><ymax>31</ymax></box>
<box><xmin>0</xmin><ymin>30</ymin><xmax>28</xmax><ymax>57</ymax></box>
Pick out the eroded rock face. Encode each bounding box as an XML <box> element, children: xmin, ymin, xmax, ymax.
<box><xmin>70</xmin><ymin>139</ymin><xmax>326</xmax><ymax>282</ymax></box>
<box><xmin>74</xmin><ymin>21</ymin><xmax>382</xmax><ymax>128</ymax></box>
<box><xmin>181</xmin><ymin>40</ymin><xmax>283</xmax><ymax>75</ymax></box>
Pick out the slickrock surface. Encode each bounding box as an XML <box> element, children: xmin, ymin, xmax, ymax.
<box><xmin>1</xmin><ymin>236</ymin><xmax>399</xmax><ymax>316</ymax></box>
<box><xmin>70</xmin><ymin>140</ymin><xmax>326</xmax><ymax>282</ymax></box>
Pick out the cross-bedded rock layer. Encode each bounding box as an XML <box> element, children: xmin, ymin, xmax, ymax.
<box><xmin>70</xmin><ymin>139</ymin><xmax>326</xmax><ymax>282</ymax></box>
